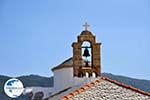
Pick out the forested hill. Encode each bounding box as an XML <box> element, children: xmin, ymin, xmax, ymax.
<box><xmin>0</xmin><ymin>73</ymin><xmax>150</xmax><ymax>100</ymax></box>
<box><xmin>102</xmin><ymin>73</ymin><xmax>150</xmax><ymax>92</ymax></box>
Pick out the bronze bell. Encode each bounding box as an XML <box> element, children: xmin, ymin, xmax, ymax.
<box><xmin>83</xmin><ymin>47</ymin><xmax>90</xmax><ymax>57</ymax></box>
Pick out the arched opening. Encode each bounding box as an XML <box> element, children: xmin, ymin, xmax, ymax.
<box><xmin>81</xmin><ymin>41</ymin><xmax>92</xmax><ymax>67</ymax></box>
<box><xmin>85</xmin><ymin>72</ymin><xmax>89</xmax><ymax>78</ymax></box>
<box><xmin>92</xmin><ymin>72</ymin><xmax>96</xmax><ymax>78</ymax></box>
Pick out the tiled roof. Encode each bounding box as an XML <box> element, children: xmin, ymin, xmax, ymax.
<box><xmin>51</xmin><ymin>57</ymin><xmax>87</xmax><ymax>71</ymax></box>
<box><xmin>51</xmin><ymin>57</ymin><xmax>73</xmax><ymax>71</ymax></box>
<box><xmin>61</xmin><ymin>77</ymin><xmax>150</xmax><ymax>100</ymax></box>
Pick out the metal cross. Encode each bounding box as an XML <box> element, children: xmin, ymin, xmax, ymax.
<box><xmin>83</xmin><ymin>22</ymin><xmax>90</xmax><ymax>31</ymax></box>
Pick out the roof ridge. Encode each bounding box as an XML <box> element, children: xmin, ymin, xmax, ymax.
<box><xmin>61</xmin><ymin>76</ymin><xmax>150</xmax><ymax>100</ymax></box>
<box><xmin>61</xmin><ymin>57</ymin><xmax>72</xmax><ymax>65</ymax></box>
<box><xmin>101</xmin><ymin>76</ymin><xmax>150</xmax><ymax>96</ymax></box>
<box><xmin>51</xmin><ymin>57</ymin><xmax>72</xmax><ymax>71</ymax></box>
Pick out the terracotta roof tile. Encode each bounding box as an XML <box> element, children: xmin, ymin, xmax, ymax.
<box><xmin>102</xmin><ymin>76</ymin><xmax>150</xmax><ymax>96</ymax></box>
<box><xmin>61</xmin><ymin>76</ymin><xmax>150</xmax><ymax>100</ymax></box>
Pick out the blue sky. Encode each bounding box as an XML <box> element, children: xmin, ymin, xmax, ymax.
<box><xmin>0</xmin><ymin>0</ymin><xmax>150</xmax><ymax>79</ymax></box>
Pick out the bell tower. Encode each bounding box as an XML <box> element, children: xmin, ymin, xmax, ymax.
<box><xmin>72</xmin><ymin>23</ymin><xmax>101</xmax><ymax>78</ymax></box>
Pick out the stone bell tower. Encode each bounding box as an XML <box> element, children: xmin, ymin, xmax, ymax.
<box><xmin>72</xmin><ymin>22</ymin><xmax>101</xmax><ymax>78</ymax></box>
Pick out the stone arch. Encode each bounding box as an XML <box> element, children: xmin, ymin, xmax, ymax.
<box><xmin>81</xmin><ymin>41</ymin><xmax>92</xmax><ymax>65</ymax></box>
<box><xmin>78</xmin><ymin>31</ymin><xmax>96</xmax><ymax>44</ymax></box>
<box><xmin>72</xmin><ymin>30</ymin><xmax>101</xmax><ymax>77</ymax></box>
<box><xmin>89</xmin><ymin>72</ymin><xmax>92</xmax><ymax>77</ymax></box>
<box><xmin>85</xmin><ymin>72</ymin><xmax>89</xmax><ymax>78</ymax></box>
<box><xmin>92</xmin><ymin>72</ymin><xmax>96</xmax><ymax>78</ymax></box>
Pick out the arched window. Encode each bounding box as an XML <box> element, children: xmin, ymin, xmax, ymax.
<box><xmin>81</xmin><ymin>41</ymin><xmax>92</xmax><ymax>67</ymax></box>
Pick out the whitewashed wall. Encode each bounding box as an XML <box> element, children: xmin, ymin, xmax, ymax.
<box><xmin>50</xmin><ymin>68</ymin><xmax>98</xmax><ymax>100</ymax></box>
<box><xmin>53</xmin><ymin>67</ymin><xmax>74</xmax><ymax>92</ymax></box>
<box><xmin>53</xmin><ymin>67</ymin><xmax>98</xmax><ymax>94</ymax></box>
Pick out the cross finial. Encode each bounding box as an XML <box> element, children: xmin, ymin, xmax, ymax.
<box><xmin>83</xmin><ymin>22</ymin><xmax>90</xmax><ymax>31</ymax></box>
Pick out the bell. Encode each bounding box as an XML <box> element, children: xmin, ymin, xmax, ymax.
<box><xmin>83</xmin><ymin>47</ymin><xmax>90</xmax><ymax>57</ymax></box>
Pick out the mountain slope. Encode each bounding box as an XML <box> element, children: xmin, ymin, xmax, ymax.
<box><xmin>18</xmin><ymin>74</ymin><xmax>53</xmax><ymax>87</ymax></box>
<box><xmin>102</xmin><ymin>73</ymin><xmax>150</xmax><ymax>92</ymax></box>
<box><xmin>0</xmin><ymin>73</ymin><xmax>150</xmax><ymax>100</ymax></box>
<box><xmin>0</xmin><ymin>75</ymin><xmax>53</xmax><ymax>100</ymax></box>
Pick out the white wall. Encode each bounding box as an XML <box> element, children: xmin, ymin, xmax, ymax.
<box><xmin>53</xmin><ymin>67</ymin><xmax>74</xmax><ymax>92</ymax></box>
<box><xmin>50</xmin><ymin>71</ymin><xmax>98</xmax><ymax>100</ymax></box>
<box><xmin>53</xmin><ymin>67</ymin><xmax>98</xmax><ymax>94</ymax></box>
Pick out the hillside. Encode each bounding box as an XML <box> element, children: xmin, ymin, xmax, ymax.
<box><xmin>0</xmin><ymin>73</ymin><xmax>150</xmax><ymax>100</ymax></box>
<box><xmin>0</xmin><ymin>75</ymin><xmax>53</xmax><ymax>100</ymax></box>
<box><xmin>102</xmin><ymin>73</ymin><xmax>150</xmax><ymax>92</ymax></box>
